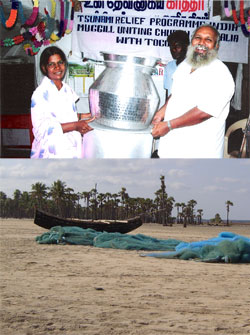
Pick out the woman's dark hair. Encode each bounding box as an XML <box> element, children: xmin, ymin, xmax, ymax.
<box><xmin>40</xmin><ymin>46</ymin><xmax>67</xmax><ymax>76</ymax></box>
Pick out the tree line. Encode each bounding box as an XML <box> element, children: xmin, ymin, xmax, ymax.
<box><xmin>0</xmin><ymin>176</ymin><xmax>233</xmax><ymax>224</ymax></box>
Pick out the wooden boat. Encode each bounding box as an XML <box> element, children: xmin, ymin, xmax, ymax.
<box><xmin>34</xmin><ymin>209</ymin><xmax>142</xmax><ymax>234</ymax></box>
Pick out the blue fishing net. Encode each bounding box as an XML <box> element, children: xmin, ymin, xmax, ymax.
<box><xmin>142</xmin><ymin>232</ymin><xmax>250</xmax><ymax>263</ymax></box>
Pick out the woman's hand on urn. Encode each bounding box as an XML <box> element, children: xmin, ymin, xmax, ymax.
<box><xmin>75</xmin><ymin>117</ymin><xmax>95</xmax><ymax>134</ymax></box>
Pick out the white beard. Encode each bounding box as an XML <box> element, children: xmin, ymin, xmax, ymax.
<box><xmin>186</xmin><ymin>44</ymin><xmax>218</xmax><ymax>69</ymax></box>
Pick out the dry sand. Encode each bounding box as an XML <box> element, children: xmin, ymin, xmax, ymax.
<box><xmin>0</xmin><ymin>219</ymin><xmax>250</xmax><ymax>335</ymax></box>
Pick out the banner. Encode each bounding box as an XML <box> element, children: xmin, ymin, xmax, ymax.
<box><xmin>72</xmin><ymin>0</ymin><xmax>248</xmax><ymax>64</ymax></box>
<box><xmin>78</xmin><ymin>0</ymin><xmax>210</xmax><ymax>16</ymax></box>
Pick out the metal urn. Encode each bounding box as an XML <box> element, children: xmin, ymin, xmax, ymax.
<box><xmin>88</xmin><ymin>53</ymin><xmax>160</xmax><ymax>131</ymax></box>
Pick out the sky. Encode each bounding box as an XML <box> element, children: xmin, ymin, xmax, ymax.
<box><xmin>0</xmin><ymin>159</ymin><xmax>249</xmax><ymax>221</ymax></box>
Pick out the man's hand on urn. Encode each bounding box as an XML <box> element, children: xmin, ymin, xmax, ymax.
<box><xmin>151</xmin><ymin>121</ymin><xmax>170</xmax><ymax>138</ymax></box>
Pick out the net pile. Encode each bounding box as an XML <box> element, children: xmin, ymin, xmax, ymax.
<box><xmin>36</xmin><ymin>227</ymin><xmax>250</xmax><ymax>263</ymax></box>
<box><xmin>142</xmin><ymin>232</ymin><xmax>250</xmax><ymax>263</ymax></box>
<box><xmin>36</xmin><ymin>226</ymin><xmax>181</xmax><ymax>251</ymax></box>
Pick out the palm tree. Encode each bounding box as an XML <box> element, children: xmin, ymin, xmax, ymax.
<box><xmin>20</xmin><ymin>191</ymin><xmax>33</xmax><ymax>218</ymax></box>
<box><xmin>90</xmin><ymin>185</ymin><xmax>98</xmax><ymax>219</ymax></box>
<box><xmin>76</xmin><ymin>192</ymin><xmax>83</xmax><ymax>218</ymax></box>
<box><xmin>111</xmin><ymin>193</ymin><xmax>120</xmax><ymax>220</ymax></box>
<box><xmin>82</xmin><ymin>191</ymin><xmax>92</xmax><ymax>219</ymax></box>
<box><xmin>153</xmin><ymin>175</ymin><xmax>168</xmax><ymax>225</ymax></box>
<box><xmin>180</xmin><ymin>202</ymin><xmax>186</xmax><ymax>224</ymax></box>
<box><xmin>182</xmin><ymin>205</ymin><xmax>192</xmax><ymax>228</ymax></box>
<box><xmin>153</xmin><ymin>190</ymin><xmax>162</xmax><ymax>223</ymax></box>
<box><xmin>124</xmin><ymin>193</ymin><xmax>131</xmax><ymax>219</ymax></box>
<box><xmin>187</xmin><ymin>199</ymin><xmax>197</xmax><ymax>224</ymax></box>
<box><xmin>118</xmin><ymin>187</ymin><xmax>128</xmax><ymax>219</ymax></box>
<box><xmin>226</xmin><ymin>200</ymin><xmax>233</xmax><ymax>225</ymax></box>
<box><xmin>141</xmin><ymin>197</ymin><xmax>154</xmax><ymax>222</ymax></box>
<box><xmin>0</xmin><ymin>192</ymin><xmax>7</xmax><ymax>217</ymax></box>
<box><xmin>49</xmin><ymin>180</ymin><xmax>67</xmax><ymax>216</ymax></box>
<box><xmin>166</xmin><ymin>196</ymin><xmax>175</xmax><ymax>223</ymax></box>
<box><xmin>97</xmin><ymin>193</ymin><xmax>106</xmax><ymax>219</ymax></box>
<box><xmin>65</xmin><ymin>187</ymin><xmax>77</xmax><ymax>218</ymax></box>
<box><xmin>30</xmin><ymin>182</ymin><xmax>48</xmax><ymax>210</ymax></box>
<box><xmin>0</xmin><ymin>195</ymin><xmax>14</xmax><ymax>218</ymax></box>
<box><xmin>160</xmin><ymin>175</ymin><xmax>167</xmax><ymax>225</ymax></box>
<box><xmin>197</xmin><ymin>209</ymin><xmax>203</xmax><ymax>225</ymax></box>
<box><xmin>154</xmin><ymin>189</ymin><xmax>161</xmax><ymax>209</ymax></box>
<box><xmin>175</xmin><ymin>202</ymin><xmax>181</xmax><ymax>223</ymax></box>
<box><xmin>13</xmin><ymin>189</ymin><xmax>22</xmax><ymax>217</ymax></box>
<box><xmin>126</xmin><ymin>197</ymin><xmax>137</xmax><ymax>218</ymax></box>
<box><xmin>103</xmin><ymin>192</ymin><xmax>112</xmax><ymax>219</ymax></box>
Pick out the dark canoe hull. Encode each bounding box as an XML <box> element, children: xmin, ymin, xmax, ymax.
<box><xmin>34</xmin><ymin>210</ymin><xmax>142</xmax><ymax>234</ymax></box>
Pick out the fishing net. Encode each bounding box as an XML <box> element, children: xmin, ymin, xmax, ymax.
<box><xmin>36</xmin><ymin>226</ymin><xmax>101</xmax><ymax>245</ymax></box>
<box><xmin>142</xmin><ymin>232</ymin><xmax>250</xmax><ymax>263</ymax></box>
<box><xmin>93</xmin><ymin>232</ymin><xmax>181</xmax><ymax>251</ymax></box>
<box><xmin>36</xmin><ymin>226</ymin><xmax>181</xmax><ymax>250</ymax></box>
<box><xmin>35</xmin><ymin>227</ymin><xmax>250</xmax><ymax>263</ymax></box>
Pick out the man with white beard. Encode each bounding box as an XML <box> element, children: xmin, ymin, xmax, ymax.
<box><xmin>151</xmin><ymin>24</ymin><xmax>235</xmax><ymax>158</ymax></box>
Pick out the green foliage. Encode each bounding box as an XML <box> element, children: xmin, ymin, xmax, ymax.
<box><xmin>0</xmin><ymin>175</ymin><xmax>207</xmax><ymax>222</ymax></box>
<box><xmin>210</xmin><ymin>213</ymin><xmax>222</xmax><ymax>224</ymax></box>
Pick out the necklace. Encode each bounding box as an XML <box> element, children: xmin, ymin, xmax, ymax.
<box><xmin>50</xmin><ymin>0</ymin><xmax>64</xmax><ymax>42</ymax></box>
<box><xmin>231</xmin><ymin>1</ymin><xmax>239</xmax><ymax>24</ymax></box>
<box><xmin>43</xmin><ymin>0</ymin><xmax>56</xmax><ymax>41</ymax></box>
<box><xmin>25</xmin><ymin>0</ymin><xmax>39</xmax><ymax>26</ymax></box>
<box><xmin>50</xmin><ymin>0</ymin><xmax>56</xmax><ymax>19</ymax></box>
<box><xmin>23</xmin><ymin>43</ymin><xmax>40</xmax><ymax>56</ymax></box>
<box><xmin>224</xmin><ymin>1</ymin><xmax>232</xmax><ymax>17</ymax></box>
<box><xmin>23</xmin><ymin>20</ymin><xmax>46</xmax><ymax>55</ymax></box>
<box><xmin>0</xmin><ymin>0</ymin><xmax>39</xmax><ymax>28</ymax></box>
<box><xmin>65</xmin><ymin>0</ymin><xmax>74</xmax><ymax>34</ymax></box>
<box><xmin>17</xmin><ymin>1</ymin><xmax>26</xmax><ymax>25</ymax></box>
<box><xmin>229</xmin><ymin>1</ymin><xmax>250</xmax><ymax>37</ymax></box>
<box><xmin>50</xmin><ymin>0</ymin><xmax>70</xmax><ymax>41</ymax></box>
<box><xmin>57</xmin><ymin>0</ymin><xmax>65</xmax><ymax>38</ymax></box>
<box><xmin>238</xmin><ymin>0</ymin><xmax>250</xmax><ymax>36</ymax></box>
<box><xmin>0</xmin><ymin>0</ymin><xmax>19</xmax><ymax>28</ymax></box>
<box><xmin>0</xmin><ymin>0</ymin><xmax>74</xmax><ymax>55</ymax></box>
<box><xmin>239</xmin><ymin>0</ymin><xmax>246</xmax><ymax>24</ymax></box>
<box><xmin>44</xmin><ymin>8</ymin><xmax>56</xmax><ymax>41</ymax></box>
<box><xmin>63</xmin><ymin>0</ymin><xmax>70</xmax><ymax>35</ymax></box>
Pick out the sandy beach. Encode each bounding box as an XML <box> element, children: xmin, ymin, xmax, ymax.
<box><xmin>0</xmin><ymin>219</ymin><xmax>250</xmax><ymax>335</ymax></box>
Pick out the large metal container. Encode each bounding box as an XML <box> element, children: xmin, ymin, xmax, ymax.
<box><xmin>89</xmin><ymin>53</ymin><xmax>160</xmax><ymax>130</ymax></box>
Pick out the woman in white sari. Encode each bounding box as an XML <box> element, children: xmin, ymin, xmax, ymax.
<box><xmin>30</xmin><ymin>46</ymin><xmax>94</xmax><ymax>158</ymax></box>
